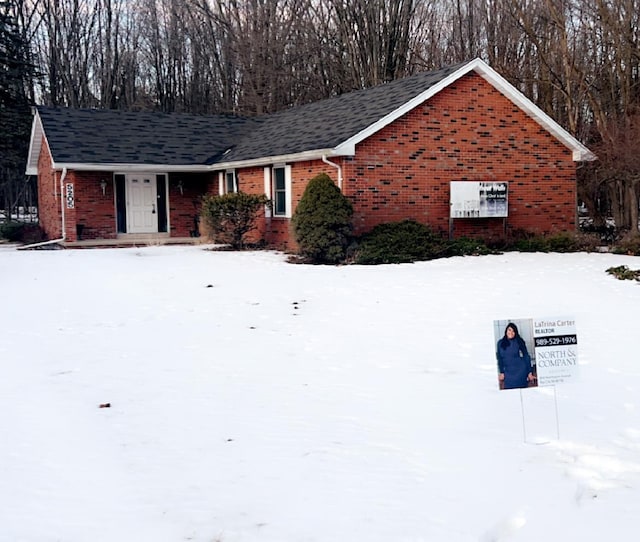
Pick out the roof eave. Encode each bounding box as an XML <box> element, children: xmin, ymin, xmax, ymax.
<box><xmin>335</xmin><ymin>58</ymin><xmax>596</xmax><ymax>162</ymax></box>
<box><xmin>47</xmin><ymin>147</ymin><xmax>344</xmax><ymax>172</ymax></box>
<box><xmin>470</xmin><ymin>59</ymin><xmax>597</xmax><ymax>162</ymax></box>
<box><xmin>212</xmin><ymin>148</ymin><xmax>342</xmax><ymax>170</ymax></box>
<box><xmin>334</xmin><ymin>62</ymin><xmax>477</xmax><ymax>155</ymax></box>
<box><xmin>574</xmin><ymin>149</ymin><xmax>597</xmax><ymax>162</ymax></box>
<box><xmin>50</xmin><ymin>163</ymin><xmax>214</xmax><ymax>173</ymax></box>
<box><xmin>25</xmin><ymin>109</ymin><xmax>44</xmax><ymax>175</ymax></box>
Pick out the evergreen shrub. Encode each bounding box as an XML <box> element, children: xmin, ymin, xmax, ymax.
<box><xmin>354</xmin><ymin>219</ymin><xmax>447</xmax><ymax>264</ymax></box>
<box><xmin>291</xmin><ymin>173</ymin><xmax>353</xmax><ymax>264</ymax></box>
<box><xmin>612</xmin><ymin>232</ymin><xmax>640</xmax><ymax>256</ymax></box>
<box><xmin>0</xmin><ymin>221</ymin><xmax>23</xmax><ymax>240</ymax></box>
<box><xmin>0</xmin><ymin>222</ymin><xmax>45</xmax><ymax>243</ymax></box>
<box><xmin>606</xmin><ymin>265</ymin><xmax>640</xmax><ymax>281</ymax></box>
<box><xmin>446</xmin><ymin>236</ymin><xmax>492</xmax><ymax>257</ymax></box>
<box><xmin>200</xmin><ymin>192</ymin><xmax>269</xmax><ymax>249</ymax></box>
<box><xmin>504</xmin><ymin>230</ymin><xmax>598</xmax><ymax>253</ymax></box>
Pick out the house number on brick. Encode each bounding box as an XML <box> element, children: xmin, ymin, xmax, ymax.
<box><xmin>65</xmin><ymin>183</ymin><xmax>75</xmax><ymax>209</ymax></box>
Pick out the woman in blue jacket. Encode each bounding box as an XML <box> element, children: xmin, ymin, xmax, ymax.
<box><xmin>497</xmin><ymin>322</ymin><xmax>534</xmax><ymax>389</ymax></box>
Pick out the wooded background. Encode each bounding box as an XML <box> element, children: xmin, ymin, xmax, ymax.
<box><xmin>2</xmin><ymin>0</ymin><xmax>639</xmax><ymax>232</ymax></box>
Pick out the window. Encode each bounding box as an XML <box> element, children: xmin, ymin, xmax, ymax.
<box><xmin>225</xmin><ymin>171</ymin><xmax>237</xmax><ymax>193</ymax></box>
<box><xmin>219</xmin><ymin>170</ymin><xmax>238</xmax><ymax>194</ymax></box>
<box><xmin>264</xmin><ymin>165</ymin><xmax>292</xmax><ymax>218</ymax></box>
<box><xmin>273</xmin><ymin>167</ymin><xmax>286</xmax><ymax>215</ymax></box>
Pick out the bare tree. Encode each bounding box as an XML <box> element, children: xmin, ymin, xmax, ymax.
<box><xmin>325</xmin><ymin>0</ymin><xmax>420</xmax><ymax>90</ymax></box>
<box><xmin>16</xmin><ymin>0</ymin><xmax>640</xmax><ymax>230</ymax></box>
<box><xmin>581</xmin><ymin>0</ymin><xmax>640</xmax><ymax>231</ymax></box>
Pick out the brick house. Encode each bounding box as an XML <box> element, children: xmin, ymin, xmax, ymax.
<box><xmin>26</xmin><ymin>58</ymin><xmax>595</xmax><ymax>248</ymax></box>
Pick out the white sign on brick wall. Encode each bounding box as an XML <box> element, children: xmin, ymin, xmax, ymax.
<box><xmin>65</xmin><ymin>183</ymin><xmax>75</xmax><ymax>209</ymax></box>
<box><xmin>450</xmin><ymin>181</ymin><xmax>508</xmax><ymax>218</ymax></box>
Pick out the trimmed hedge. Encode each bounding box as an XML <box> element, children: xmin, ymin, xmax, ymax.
<box><xmin>352</xmin><ymin>221</ymin><xmax>600</xmax><ymax>265</ymax></box>
<box><xmin>354</xmin><ymin>220</ymin><xmax>449</xmax><ymax>264</ymax></box>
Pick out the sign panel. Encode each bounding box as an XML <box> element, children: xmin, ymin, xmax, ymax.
<box><xmin>532</xmin><ymin>317</ymin><xmax>578</xmax><ymax>386</ymax></box>
<box><xmin>493</xmin><ymin>317</ymin><xmax>578</xmax><ymax>390</ymax></box>
<box><xmin>65</xmin><ymin>183</ymin><xmax>75</xmax><ymax>209</ymax></box>
<box><xmin>450</xmin><ymin>181</ymin><xmax>508</xmax><ymax>218</ymax></box>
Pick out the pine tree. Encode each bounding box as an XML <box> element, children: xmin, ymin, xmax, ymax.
<box><xmin>0</xmin><ymin>0</ymin><xmax>35</xmax><ymax>221</ymax></box>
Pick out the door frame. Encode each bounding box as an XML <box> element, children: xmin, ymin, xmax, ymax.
<box><xmin>114</xmin><ymin>172</ymin><xmax>170</xmax><ymax>234</ymax></box>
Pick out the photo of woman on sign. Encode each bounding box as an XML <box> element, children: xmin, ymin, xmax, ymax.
<box><xmin>496</xmin><ymin>321</ymin><xmax>536</xmax><ymax>390</ymax></box>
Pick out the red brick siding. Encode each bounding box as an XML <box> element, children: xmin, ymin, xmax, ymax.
<box><xmin>343</xmin><ymin>72</ymin><xmax>577</xmax><ymax>237</ymax></box>
<box><xmin>36</xmin><ymin>139</ymin><xmax>63</xmax><ymax>240</ymax></box>
<box><xmin>231</xmin><ymin>73</ymin><xmax>578</xmax><ymax>248</ymax></box>
<box><xmin>214</xmin><ymin>166</ymin><xmax>293</xmax><ymax>248</ymax></box>
<box><xmin>167</xmin><ymin>172</ymin><xmax>216</xmax><ymax>237</ymax></box>
<box><xmin>218</xmin><ymin>162</ymin><xmax>347</xmax><ymax>251</ymax></box>
<box><xmin>38</xmin><ymin>162</ymin><xmax>215</xmax><ymax>241</ymax></box>
<box><xmin>38</xmin><ymin>71</ymin><xmax>578</xmax><ymax>248</ymax></box>
<box><xmin>69</xmin><ymin>171</ymin><xmax>116</xmax><ymax>240</ymax></box>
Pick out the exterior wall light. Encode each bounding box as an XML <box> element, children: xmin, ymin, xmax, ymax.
<box><xmin>100</xmin><ymin>179</ymin><xmax>108</xmax><ymax>195</ymax></box>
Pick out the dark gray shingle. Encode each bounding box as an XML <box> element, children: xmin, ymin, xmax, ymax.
<box><xmin>38</xmin><ymin>62</ymin><xmax>466</xmax><ymax>167</ymax></box>
<box><xmin>38</xmin><ymin>107</ymin><xmax>257</xmax><ymax>166</ymax></box>
<box><xmin>223</xmin><ymin>62</ymin><xmax>466</xmax><ymax>162</ymax></box>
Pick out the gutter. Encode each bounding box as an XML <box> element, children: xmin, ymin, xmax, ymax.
<box><xmin>53</xmin><ymin>148</ymin><xmax>344</xmax><ymax>174</ymax></box>
<box><xmin>322</xmin><ymin>155</ymin><xmax>343</xmax><ymax>190</ymax></box>
<box><xmin>18</xmin><ymin>167</ymin><xmax>68</xmax><ymax>250</ymax></box>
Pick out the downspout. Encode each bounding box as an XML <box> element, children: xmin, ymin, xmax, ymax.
<box><xmin>322</xmin><ymin>155</ymin><xmax>342</xmax><ymax>190</ymax></box>
<box><xmin>18</xmin><ymin>167</ymin><xmax>68</xmax><ymax>250</ymax></box>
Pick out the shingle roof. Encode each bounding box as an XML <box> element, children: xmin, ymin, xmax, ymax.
<box><xmin>29</xmin><ymin>59</ymin><xmax>595</xmax><ymax>170</ymax></box>
<box><xmin>36</xmin><ymin>107</ymin><xmax>257</xmax><ymax>166</ymax></box>
<box><xmin>35</xmin><ymin>63</ymin><xmax>466</xmax><ymax>168</ymax></box>
<box><xmin>223</xmin><ymin>62</ymin><xmax>467</xmax><ymax>162</ymax></box>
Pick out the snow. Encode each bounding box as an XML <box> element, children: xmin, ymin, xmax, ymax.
<box><xmin>1</xmin><ymin>244</ymin><xmax>639</xmax><ymax>542</ymax></box>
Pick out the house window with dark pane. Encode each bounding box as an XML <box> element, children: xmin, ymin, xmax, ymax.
<box><xmin>225</xmin><ymin>170</ymin><xmax>238</xmax><ymax>193</ymax></box>
<box><xmin>273</xmin><ymin>167</ymin><xmax>287</xmax><ymax>216</ymax></box>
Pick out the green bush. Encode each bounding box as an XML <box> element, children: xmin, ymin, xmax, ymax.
<box><xmin>606</xmin><ymin>265</ymin><xmax>640</xmax><ymax>281</ymax></box>
<box><xmin>291</xmin><ymin>173</ymin><xmax>353</xmax><ymax>264</ymax></box>
<box><xmin>353</xmin><ymin>223</ymin><xmax>597</xmax><ymax>265</ymax></box>
<box><xmin>612</xmin><ymin>232</ymin><xmax>640</xmax><ymax>256</ymax></box>
<box><xmin>0</xmin><ymin>222</ymin><xmax>45</xmax><ymax>243</ymax></box>
<box><xmin>200</xmin><ymin>191</ymin><xmax>270</xmax><ymax>249</ymax></box>
<box><xmin>0</xmin><ymin>222</ymin><xmax>23</xmax><ymax>241</ymax></box>
<box><xmin>445</xmin><ymin>236</ymin><xmax>493</xmax><ymax>257</ymax></box>
<box><xmin>508</xmin><ymin>230</ymin><xmax>550</xmax><ymax>252</ymax></box>
<box><xmin>501</xmin><ymin>229</ymin><xmax>599</xmax><ymax>253</ymax></box>
<box><xmin>354</xmin><ymin>219</ymin><xmax>447</xmax><ymax>264</ymax></box>
<box><xmin>546</xmin><ymin>232</ymin><xmax>599</xmax><ymax>252</ymax></box>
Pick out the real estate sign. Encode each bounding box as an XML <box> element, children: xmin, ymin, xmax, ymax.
<box><xmin>533</xmin><ymin>317</ymin><xmax>579</xmax><ymax>386</ymax></box>
<box><xmin>494</xmin><ymin>317</ymin><xmax>579</xmax><ymax>390</ymax></box>
<box><xmin>450</xmin><ymin>181</ymin><xmax>508</xmax><ymax>218</ymax></box>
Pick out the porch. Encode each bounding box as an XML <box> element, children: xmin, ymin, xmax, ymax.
<box><xmin>62</xmin><ymin>233</ymin><xmax>203</xmax><ymax>249</ymax></box>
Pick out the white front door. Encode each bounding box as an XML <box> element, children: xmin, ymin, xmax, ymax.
<box><xmin>126</xmin><ymin>174</ymin><xmax>158</xmax><ymax>233</ymax></box>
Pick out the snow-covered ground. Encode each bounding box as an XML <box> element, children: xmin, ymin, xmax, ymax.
<box><xmin>1</xmin><ymin>244</ymin><xmax>639</xmax><ymax>542</ymax></box>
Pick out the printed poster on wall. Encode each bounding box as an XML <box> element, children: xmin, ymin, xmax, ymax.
<box><xmin>450</xmin><ymin>181</ymin><xmax>508</xmax><ymax>218</ymax></box>
<box><xmin>493</xmin><ymin>317</ymin><xmax>578</xmax><ymax>390</ymax></box>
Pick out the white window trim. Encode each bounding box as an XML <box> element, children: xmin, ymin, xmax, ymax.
<box><xmin>219</xmin><ymin>170</ymin><xmax>238</xmax><ymax>195</ymax></box>
<box><xmin>263</xmin><ymin>167</ymin><xmax>271</xmax><ymax>217</ymax></box>
<box><xmin>265</xmin><ymin>164</ymin><xmax>292</xmax><ymax>218</ymax></box>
